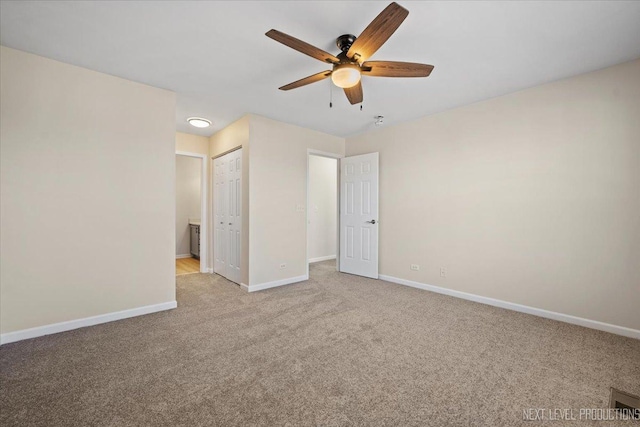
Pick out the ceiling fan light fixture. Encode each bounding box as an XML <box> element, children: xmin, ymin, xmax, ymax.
<box><xmin>266</xmin><ymin>2</ymin><xmax>431</xmax><ymax>105</ymax></box>
<box><xmin>187</xmin><ymin>117</ymin><xmax>212</xmax><ymax>128</ymax></box>
<box><xmin>331</xmin><ymin>63</ymin><xmax>361</xmax><ymax>88</ymax></box>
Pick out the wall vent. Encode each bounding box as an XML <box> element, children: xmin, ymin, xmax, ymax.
<box><xmin>610</xmin><ymin>388</ymin><xmax>640</xmax><ymax>419</ymax></box>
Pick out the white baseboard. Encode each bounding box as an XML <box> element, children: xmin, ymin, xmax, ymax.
<box><xmin>0</xmin><ymin>301</ymin><xmax>178</xmax><ymax>345</ymax></box>
<box><xmin>176</xmin><ymin>254</ymin><xmax>192</xmax><ymax>259</ymax></box>
<box><xmin>308</xmin><ymin>255</ymin><xmax>336</xmax><ymax>263</ymax></box>
<box><xmin>206</xmin><ymin>268</ymin><xmax>214</xmax><ymax>274</ymax></box>
<box><xmin>242</xmin><ymin>275</ymin><xmax>308</xmax><ymax>293</ymax></box>
<box><xmin>379</xmin><ymin>275</ymin><xmax>639</xmax><ymax>340</ymax></box>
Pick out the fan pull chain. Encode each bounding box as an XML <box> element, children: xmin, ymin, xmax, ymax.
<box><xmin>360</xmin><ymin>105</ymin><xmax>363</xmax><ymax>111</ymax></box>
<box><xmin>329</xmin><ymin>78</ymin><xmax>333</xmax><ymax>108</ymax></box>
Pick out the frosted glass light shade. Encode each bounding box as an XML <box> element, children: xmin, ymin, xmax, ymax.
<box><xmin>331</xmin><ymin>64</ymin><xmax>361</xmax><ymax>88</ymax></box>
<box><xmin>187</xmin><ymin>117</ymin><xmax>211</xmax><ymax>128</ymax></box>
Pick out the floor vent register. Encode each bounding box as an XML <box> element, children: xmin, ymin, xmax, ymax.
<box><xmin>610</xmin><ymin>388</ymin><xmax>640</xmax><ymax>420</ymax></box>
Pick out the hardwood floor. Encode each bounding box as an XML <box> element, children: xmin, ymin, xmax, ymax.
<box><xmin>176</xmin><ymin>257</ymin><xmax>200</xmax><ymax>275</ymax></box>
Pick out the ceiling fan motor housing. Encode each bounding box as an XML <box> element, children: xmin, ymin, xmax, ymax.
<box><xmin>336</xmin><ymin>34</ymin><xmax>357</xmax><ymax>53</ymax></box>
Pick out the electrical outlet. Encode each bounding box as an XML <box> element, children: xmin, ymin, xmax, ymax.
<box><xmin>440</xmin><ymin>267</ymin><xmax>447</xmax><ymax>278</ymax></box>
<box><xmin>280</xmin><ymin>263</ymin><xmax>286</xmax><ymax>269</ymax></box>
<box><xmin>410</xmin><ymin>264</ymin><xmax>420</xmax><ymax>271</ymax></box>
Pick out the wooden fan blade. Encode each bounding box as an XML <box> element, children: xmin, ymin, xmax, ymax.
<box><xmin>343</xmin><ymin>81</ymin><xmax>363</xmax><ymax>105</ymax></box>
<box><xmin>361</xmin><ymin>61</ymin><xmax>434</xmax><ymax>77</ymax></box>
<box><xmin>346</xmin><ymin>2</ymin><xmax>409</xmax><ymax>62</ymax></box>
<box><xmin>266</xmin><ymin>29</ymin><xmax>340</xmax><ymax>64</ymax></box>
<box><xmin>279</xmin><ymin>70</ymin><xmax>332</xmax><ymax>91</ymax></box>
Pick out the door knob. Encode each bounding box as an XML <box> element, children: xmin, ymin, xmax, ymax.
<box><xmin>366</xmin><ymin>220</ymin><xmax>377</xmax><ymax>224</ymax></box>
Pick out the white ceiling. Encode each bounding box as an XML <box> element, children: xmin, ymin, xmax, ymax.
<box><xmin>2</xmin><ymin>1</ymin><xmax>640</xmax><ymax>138</ymax></box>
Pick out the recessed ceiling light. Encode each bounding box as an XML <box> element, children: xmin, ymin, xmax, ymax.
<box><xmin>187</xmin><ymin>117</ymin><xmax>211</xmax><ymax>128</ymax></box>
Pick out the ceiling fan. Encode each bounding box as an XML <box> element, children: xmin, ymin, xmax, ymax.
<box><xmin>266</xmin><ymin>2</ymin><xmax>434</xmax><ymax>105</ymax></box>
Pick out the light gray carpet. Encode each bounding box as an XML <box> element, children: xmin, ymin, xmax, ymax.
<box><xmin>1</xmin><ymin>261</ymin><xmax>638</xmax><ymax>426</ymax></box>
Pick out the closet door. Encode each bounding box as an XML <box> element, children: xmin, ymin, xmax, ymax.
<box><xmin>213</xmin><ymin>155</ymin><xmax>227</xmax><ymax>277</ymax></box>
<box><xmin>213</xmin><ymin>148</ymin><xmax>242</xmax><ymax>284</ymax></box>
<box><xmin>226</xmin><ymin>149</ymin><xmax>242</xmax><ymax>284</ymax></box>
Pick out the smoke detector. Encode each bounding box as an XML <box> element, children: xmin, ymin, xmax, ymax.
<box><xmin>374</xmin><ymin>115</ymin><xmax>384</xmax><ymax>126</ymax></box>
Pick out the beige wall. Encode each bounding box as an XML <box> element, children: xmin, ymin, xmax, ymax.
<box><xmin>209</xmin><ymin>116</ymin><xmax>250</xmax><ymax>284</ymax></box>
<box><xmin>175</xmin><ymin>155</ymin><xmax>201</xmax><ymax>256</ymax></box>
<box><xmin>346</xmin><ymin>59</ymin><xmax>640</xmax><ymax>330</ymax></box>
<box><xmin>249</xmin><ymin>115</ymin><xmax>344</xmax><ymax>286</ymax></box>
<box><xmin>0</xmin><ymin>47</ymin><xmax>177</xmax><ymax>334</ymax></box>
<box><xmin>308</xmin><ymin>156</ymin><xmax>338</xmax><ymax>261</ymax></box>
<box><xmin>208</xmin><ymin>114</ymin><xmax>344</xmax><ymax>287</ymax></box>
<box><xmin>176</xmin><ymin>131</ymin><xmax>208</xmax><ymax>155</ymax></box>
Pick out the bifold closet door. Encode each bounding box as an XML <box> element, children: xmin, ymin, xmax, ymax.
<box><xmin>213</xmin><ymin>148</ymin><xmax>242</xmax><ymax>284</ymax></box>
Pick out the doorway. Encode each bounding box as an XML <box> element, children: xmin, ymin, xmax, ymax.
<box><xmin>306</xmin><ymin>151</ymin><xmax>380</xmax><ymax>281</ymax></box>
<box><xmin>175</xmin><ymin>151</ymin><xmax>208</xmax><ymax>275</ymax></box>
<box><xmin>307</xmin><ymin>151</ymin><xmax>341</xmax><ymax>276</ymax></box>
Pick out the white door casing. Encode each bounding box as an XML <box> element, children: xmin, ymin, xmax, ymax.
<box><xmin>339</xmin><ymin>152</ymin><xmax>379</xmax><ymax>279</ymax></box>
<box><xmin>213</xmin><ymin>148</ymin><xmax>242</xmax><ymax>284</ymax></box>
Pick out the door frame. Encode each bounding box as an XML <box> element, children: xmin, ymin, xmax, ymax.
<box><xmin>176</xmin><ymin>150</ymin><xmax>208</xmax><ymax>273</ymax></box>
<box><xmin>306</xmin><ymin>149</ymin><xmax>343</xmax><ymax>279</ymax></box>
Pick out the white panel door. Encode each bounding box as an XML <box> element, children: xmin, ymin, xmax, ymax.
<box><xmin>213</xmin><ymin>148</ymin><xmax>242</xmax><ymax>284</ymax></box>
<box><xmin>213</xmin><ymin>155</ymin><xmax>228</xmax><ymax>278</ymax></box>
<box><xmin>339</xmin><ymin>152</ymin><xmax>379</xmax><ymax>279</ymax></box>
<box><xmin>226</xmin><ymin>149</ymin><xmax>242</xmax><ymax>284</ymax></box>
